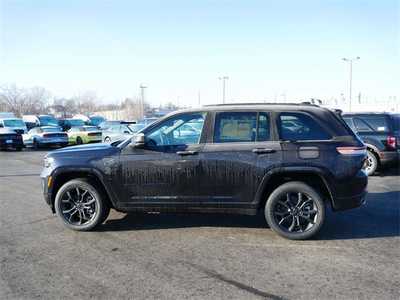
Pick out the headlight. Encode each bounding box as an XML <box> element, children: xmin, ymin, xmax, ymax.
<box><xmin>44</xmin><ymin>156</ymin><xmax>54</xmax><ymax>168</ymax></box>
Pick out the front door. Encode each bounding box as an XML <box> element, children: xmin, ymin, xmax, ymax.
<box><xmin>119</xmin><ymin>112</ymin><xmax>207</xmax><ymax>206</ymax></box>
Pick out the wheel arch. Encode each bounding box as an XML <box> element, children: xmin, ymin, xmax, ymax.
<box><xmin>50</xmin><ymin>168</ymin><xmax>116</xmax><ymax>212</ymax></box>
<box><xmin>254</xmin><ymin>167</ymin><xmax>334</xmax><ymax>210</ymax></box>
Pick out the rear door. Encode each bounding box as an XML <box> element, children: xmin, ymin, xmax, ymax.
<box><xmin>200</xmin><ymin>111</ymin><xmax>282</xmax><ymax>205</ymax></box>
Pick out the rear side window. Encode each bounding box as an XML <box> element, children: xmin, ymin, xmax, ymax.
<box><xmin>392</xmin><ymin>115</ymin><xmax>400</xmax><ymax>131</ymax></box>
<box><xmin>355</xmin><ymin>116</ymin><xmax>389</xmax><ymax>132</ymax></box>
<box><xmin>214</xmin><ymin>112</ymin><xmax>270</xmax><ymax>143</ymax></box>
<box><xmin>278</xmin><ymin>113</ymin><xmax>331</xmax><ymax>141</ymax></box>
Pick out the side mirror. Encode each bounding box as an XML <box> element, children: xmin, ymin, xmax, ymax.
<box><xmin>130</xmin><ymin>133</ymin><xmax>145</xmax><ymax>148</ymax></box>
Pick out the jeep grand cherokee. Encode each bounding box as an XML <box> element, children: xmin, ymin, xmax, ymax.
<box><xmin>41</xmin><ymin>103</ymin><xmax>368</xmax><ymax>240</ymax></box>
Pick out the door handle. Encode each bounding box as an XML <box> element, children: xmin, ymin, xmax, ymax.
<box><xmin>252</xmin><ymin>148</ymin><xmax>276</xmax><ymax>154</ymax></box>
<box><xmin>176</xmin><ymin>150</ymin><xmax>198</xmax><ymax>156</ymax></box>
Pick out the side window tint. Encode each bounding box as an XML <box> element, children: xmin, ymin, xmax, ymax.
<box><xmin>214</xmin><ymin>112</ymin><xmax>257</xmax><ymax>143</ymax></box>
<box><xmin>343</xmin><ymin>117</ymin><xmax>356</xmax><ymax>131</ymax></box>
<box><xmin>146</xmin><ymin>113</ymin><xmax>205</xmax><ymax>146</ymax></box>
<box><xmin>279</xmin><ymin>113</ymin><xmax>331</xmax><ymax>141</ymax></box>
<box><xmin>358</xmin><ymin>116</ymin><xmax>388</xmax><ymax>132</ymax></box>
<box><xmin>354</xmin><ymin>118</ymin><xmax>373</xmax><ymax>132</ymax></box>
<box><xmin>257</xmin><ymin>113</ymin><xmax>270</xmax><ymax>141</ymax></box>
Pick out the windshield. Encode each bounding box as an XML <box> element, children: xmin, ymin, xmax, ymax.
<box><xmin>3</xmin><ymin>119</ymin><xmax>25</xmax><ymax>127</ymax></box>
<box><xmin>128</xmin><ymin>124</ymin><xmax>145</xmax><ymax>133</ymax></box>
<box><xmin>42</xmin><ymin>127</ymin><xmax>62</xmax><ymax>132</ymax></box>
<box><xmin>69</xmin><ymin>119</ymin><xmax>85</xmax><ymax>126</ymax></box>
<box><xmin>90</xmin><ymin>116</ymin><xmax>105</xmax><ymax>126</ymax></box>
<box><xmin>39</xmin><ymin>116</ymin><xmax>58</xmax><ymax>126</ymax></box>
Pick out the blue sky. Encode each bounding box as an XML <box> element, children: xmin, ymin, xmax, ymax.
<box><xmin>0</xmin><ymin>0</ymin><xmax>398</xmax><ymax>106</ymax></box>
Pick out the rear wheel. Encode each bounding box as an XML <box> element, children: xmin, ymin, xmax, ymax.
<box><xmin>265</xmin><ymin>181</ymin><xmax>325</xmax><ymax>240</ymax></box>
<box><xmin>364</xmin><ymin>150</ymin><xmax>378</xmax><ymax>176</ymax></box>
<box><xmin>76</xmin><ymin>136</ymin><xmax>83</xmax><ymax>145</ymax></box>
<box><xmin>54</xmin><ymin>179</ymin><xmax>110</xmax><ymax>231</ymax></box>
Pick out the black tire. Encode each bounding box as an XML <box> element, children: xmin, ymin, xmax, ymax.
<box><xmin>16</xmin><ymin>147</ymin><xmax>22</xmax><ymax>151</ymax></box>
<box><xmin>364</xmin><ymin>150</ymin><xmax>378</xmax><ymax>176</ymax></box>
<box><xmin>265</xmin><ymin>181</ymin><xmax>325</xmax><ymax>240</ymax></box>
<box><xmin>76</xmin><ymin>136</ymin><xmax>83</xmax><ymax>145</ymax></box>
<box><xmin>104</xmin><ymin>136</ymin><xmax>111</xmax><ymax>143</ymax></box>
<box><xmin>54</xmin><ymin>179</ymin><xmax>110</xmax><ymax>231</ymax></box>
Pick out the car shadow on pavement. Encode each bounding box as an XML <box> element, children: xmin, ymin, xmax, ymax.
<box><xmin>98</xmin><ymin>189</ymin><xmax>399</xmax><ymax>240</ymax></box>
<box><xmin>317</xmin><ymin>190</ymin><xmax>400</xmax><ymax>240</ymax></box>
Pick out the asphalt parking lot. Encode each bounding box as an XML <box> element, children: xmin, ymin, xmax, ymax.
<box><xmin>0</xmin><ymin>149</ymin><xmax>399</xmax><ymax>300</ymax></box>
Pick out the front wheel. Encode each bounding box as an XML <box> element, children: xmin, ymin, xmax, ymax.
<box><xmin>76</xmin><ymin>136</ymin><xmax>83</xmax><ymax>145</ymax></box>
<box><xmin>54</xmin><ymin>179</ymin><xmax>110</xmax><ymax>231</ymax></box>
<box><xmin>265</xmin><ymin>181</ymin><xmax>325</xmax><ymax>240</ymax></box>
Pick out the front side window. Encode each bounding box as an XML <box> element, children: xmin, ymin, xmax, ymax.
<box><xmin>279</xmin><ymin>113</ymin><xmax>331</xmax><ymax>141</ymax></box>
<box><xmin>146</xmin><ymin>113</ymin><xmax>205</xmax><ymax>146</ymax></box>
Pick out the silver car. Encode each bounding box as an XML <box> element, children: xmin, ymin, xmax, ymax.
<box><xmin>102</xmin><ymin>123</ymin><xmax>145</xmax><ymax>143</ymax></box>
<box><xmin>23</xmin><ymin>126</ymin><xmax>68</xmax><ymax>149</ymax></box>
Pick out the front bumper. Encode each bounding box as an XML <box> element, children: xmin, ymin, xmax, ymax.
<box><xmin>41</xmin><ymin>169</ymin><xmax>55</xmax><ymax>212</ymax></box>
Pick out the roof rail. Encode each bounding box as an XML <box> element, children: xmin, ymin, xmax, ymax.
<box><xmin>203</xmin><ymin>102</ymin><xmax>319</xmax><ymax>107</ymax></box>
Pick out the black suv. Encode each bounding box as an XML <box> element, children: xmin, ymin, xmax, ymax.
<box><xmin>342</xmin><ymin>113</ymin><xmax>400</xmax><ymax>175</ymax></box>
<box><xmin>41</xmin><ymin>104</ymin><xmax>367</xmax><ymax>240</ymax></box>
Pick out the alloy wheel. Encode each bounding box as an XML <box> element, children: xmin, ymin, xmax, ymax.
<box><xmin>273</xmin><ymin>192</ymin><xmax>318</xmax><ymax>233</ymax></box>
<box><xmin>60</xmin><ymin>187</ymin><xmax>97</xmax><ymax>225</ymax></box>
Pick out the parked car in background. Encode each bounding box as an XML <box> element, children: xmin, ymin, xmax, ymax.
<box><xmin>98</xmin><ymin>120</ymin><xmax>136</xmax><ymax>130</ymax></box>
<box><xmin>102</xmin><ymin>123</ymin><xmax>145</xmax><ymax>143</ymax></box>
<box><xmin>138</xmin><ymin>117</ymin><xmax>158</xmax><ymax>126</ymax></box>
<box><xmin>343</xmin><ymin>113</ymin><xmax>400</xmax><ymax>175</ymax></box>
<box><xmin>0</xmin><ymin>128</ymin><xmax>24</xmax><ymax>151</ymax></box>
<box><xmin>41</xmin><ymin>103</ymin><xmax>368</xmax><ymax>240</ymax></box>
<box><xmin>0</xmin><ymin>118</ymin><xmax>28</xmax><ymax>134</ymax></box>
<box><xmin>67</xmin><ymin>126</ymin><xmax>102</xmax><ymax>145</ymax></box>
<box><xmin>0</xmin><ymin>112</ymin><xmax>16</xmax><ymax>119</ymax></box>
<box><xmin>88</xmin><ymin>116</ymin><xmax>105</xmax><ymax>127</ymax></box>
<box><xmin>23</xmin><ymin>126</ymin><xmax>68</xmax><ymax>149</ymax></box>
<box><xmin>58</xmin><ymin>118</ymin><xmax>86</xmax><ymax>131</ymax></box>
<box><xmin>22</xmin><ymin>115</ymin><xmax>59</xmax><ymax>130</ymax></box>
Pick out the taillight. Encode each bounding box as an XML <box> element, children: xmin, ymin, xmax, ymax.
<box><xmin>336</xmin><ymin>146</ymin><xmax>367</xmax><ymax>155</ymax></box>
<box><xmin>386</xmin><ymin>136</ymin><xmax>396</xmax><ymax>149</ymax></box>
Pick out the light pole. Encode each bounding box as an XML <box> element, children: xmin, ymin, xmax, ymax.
<box><xmin>342</xmin><ymin>57</ymin><xmax>360</xmax><ymax>112</ymax></box>
<box><xmin>218</xmin><ymin>76</ymin><xmax>229</xmax><ymax>104</ymax></box>
<box><xmin>139</xmin><ymin>84</ymin><xmax>147</xmax><ymax>119</ymax></box>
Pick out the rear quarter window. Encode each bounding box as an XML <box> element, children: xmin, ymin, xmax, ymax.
<box><xmin>278</xmin><ymin>112</ymin><xmax>331</xmax><ymax>141</ymax></box>
<box><xmin>355</xmin><ymin>115</ymin><xmax>389</xmax><ymax>132</ymax></box>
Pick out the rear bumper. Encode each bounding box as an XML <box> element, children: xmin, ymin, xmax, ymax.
<box><xmin>0</xmin><ymin>139</ymin><xmax>24</xmax><ymax>149</ymax></box>
<box><xmin>379</xmin><ymin>150</ymin><xmax>400</xmax><ymax>165</ymax></box>
<box><xmin>331</xmin><ymin>169</ymin><xmax>368</xmax><ymax>211</ymax></box>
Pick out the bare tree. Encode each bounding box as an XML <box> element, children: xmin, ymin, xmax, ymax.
<box><xmin>73</xmin><ymin>91</ymin><xmax>99</xmax><ymax>115</ymax></box>
<box><xmin>0</xmin><ymin>84</ymin><xmax>50</xmax><ymax>116</ymax></box>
